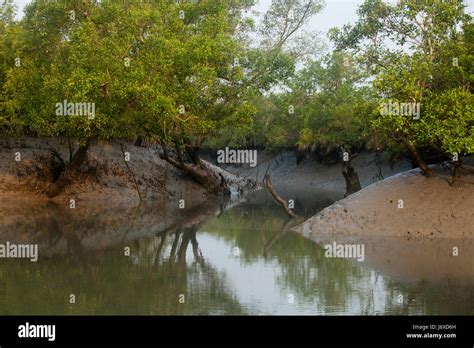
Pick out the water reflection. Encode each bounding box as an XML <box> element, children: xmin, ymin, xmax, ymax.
<box><xmin>0</xmin><ymin>190</ymin><xmax>472</xmax><ymax>315</ymax></box>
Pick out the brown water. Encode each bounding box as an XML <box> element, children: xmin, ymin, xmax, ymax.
<box><xmin>0</xmin><ymin>190</ymin><xmax>472</xmax><ymax>315</ymax></box>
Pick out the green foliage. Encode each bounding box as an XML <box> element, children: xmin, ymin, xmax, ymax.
<box><xmin>1</xmin><ymin>0</ymin><xmax>256</xmax><ymax>148</ymax></box>
<box><xmin>1</xmin><ymin>0</ymin><xmax>329</xmax><ymax>157</ymax></box>
<box><xmin>242</xmin><ymin>52</ymin><xmax>374</xmax><ymax>154</ymax></box>
<box><xmin>420</xmin><ymin>88</ymin><xmax>474</xmax><ymax>155</ymax></box>
<box><xmin>296</xmin><ymin>52</ymin><xmax>374</xmax><ymax>151</ymax></box>
<box><xmin>3</xmin><ymin>0</ymin><xmax>471</xmax><ymax>167</ymax></box>
<box><xmin>332</xmin><ymin>0</ymin><xmax>474</xmax><ymax>161</ymax></box>
<box><xmin>207</xmin><ymin>0</ymin><xmax>326</xmax><ymax>150</ymax></box>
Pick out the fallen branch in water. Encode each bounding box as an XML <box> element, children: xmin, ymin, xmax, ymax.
<box><xmin>263</xmin><ymin>174</ymin><xmax>298</xmax><ymax>219</ymax></box>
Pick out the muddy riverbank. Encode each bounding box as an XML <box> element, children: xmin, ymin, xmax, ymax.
<box><xmin>0</xmin><ymin>138</ymin><xmax>255</xmax><ymax>207</ymax></box>
<box><xmin>294</xmin><ymin>164</ymin><xmax>474</xmax><ymax>240</ymax></box>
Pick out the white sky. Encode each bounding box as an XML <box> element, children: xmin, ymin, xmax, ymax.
<box><xmin>11</xmin><ymin>0</ymin><xmax>474</xmax><ymax>43</ymax></box>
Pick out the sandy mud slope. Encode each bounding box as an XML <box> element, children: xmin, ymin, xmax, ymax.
<box><xmin>295</xmin><ymin>165</ymin><xmax>474</xmax><ymax>240</ymax></box>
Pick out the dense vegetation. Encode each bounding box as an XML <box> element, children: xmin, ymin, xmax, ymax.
<box><xmin>0</xmin><ymin>0</ymin><xmax>472</xmax><ymax>196</ymax></box>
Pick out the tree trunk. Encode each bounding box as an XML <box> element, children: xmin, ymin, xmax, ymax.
<box><xmin>342</xmin><ymin>165</ymin><xmax>361</xmax><ymax>197</ymax></box>
<box><xmin>341</xmin><ymin>149</ymin><xmax>361</xmax><ymax>197</ymax></box>
<box><xmin>450</xmin><ymin>160</ymin><xmax>462</xmax><ymax>186</ymax></box>
<box><xmin>45</xmin><ymin>138</ymin><xmax>92</xmax><ymax>198</ymax></box>
<box><xmin>185</xmin><ymin>144</ymin><xmax>201</xmax><ymax>165</ymax></box>
<box><xmin>400</xmin><ymin>136</ymin><xmax>433</xmax><ymax>178</ymax></box>
<box><xmin>134</xmin><ymin>136</ymin><xmax>144</xmax><ymax>147</ymax></box>
<box><xmin>160</xmin><ymin>142</ymin><xmax>229</xmax><ymax>195</ymax></box>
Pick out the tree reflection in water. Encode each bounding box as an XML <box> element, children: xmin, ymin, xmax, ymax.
<box><xmin>0</xmin><ymin>190</ymin><xmax>472</xmax><ymax>315</ymax></box>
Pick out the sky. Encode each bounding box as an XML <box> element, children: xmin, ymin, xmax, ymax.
<box><xmin>11</xmin><ymin>0</ymin><xmax>474</xmax><ymax>46</ymax></box>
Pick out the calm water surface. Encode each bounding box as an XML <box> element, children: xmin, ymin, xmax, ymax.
<box><xmin>0</xmin><ymin>189</ymin><xmax>472</xmax><ymax>315</ymax></box>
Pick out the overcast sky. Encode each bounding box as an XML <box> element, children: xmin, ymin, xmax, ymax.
<box><xmin>12</xmin><ymin>0</ymin><xmax>474</xmax><ymax>46</ymax></box>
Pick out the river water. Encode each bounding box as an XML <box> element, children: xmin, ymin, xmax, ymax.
<box><xmin>0</xmin><ymin>189</ymin><xmax>472</xmax><ymax>315</ymax></box>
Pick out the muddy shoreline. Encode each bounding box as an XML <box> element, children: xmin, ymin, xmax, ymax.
<box><xmin>2</xmin><ymin>138</ymin><xmax>473</xmax><ymax>243</ymax></box>
<box><xmin>0</xmin><ymin>138</ymin><xmax>255</xmax><ymax>206</ymax></box>
<box><xmin>294</xmin><ymin>165</ymin><xmax>474</xmax><ymax>240</ymax></box>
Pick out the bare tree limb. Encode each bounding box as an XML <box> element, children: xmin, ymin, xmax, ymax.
<box><xmin>264</xmin><ymin>174</ymin><xmax>298</xmax><ymax>219</ymax></box>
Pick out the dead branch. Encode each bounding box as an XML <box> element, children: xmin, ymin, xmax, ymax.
<box><xmin>263</xmin><ymin>174</ymin><xmax>298</xmax><ymax>219</ymax></box>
